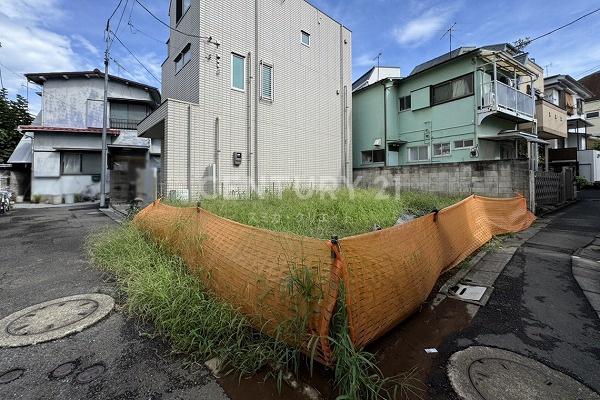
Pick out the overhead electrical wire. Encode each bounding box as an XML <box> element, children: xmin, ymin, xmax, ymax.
<box><xmin>134</xmin><ymin>0</ymin><xmax>216</xmax><ymax>43</ymax></box>
<box><xmin>109</xmin><ymin>30</ymin><xmax>161</xmax><ymax>84</ymax></box>
<box><xmin>524</xmin><ymin>7</ymin><xmax>600</xmax><ymax>47</ymax></box>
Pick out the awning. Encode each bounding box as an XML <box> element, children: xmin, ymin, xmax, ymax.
<box><xmin>7</xmin><ymin>137</ymin><xmax>33</xmax><ymax>164</ymax></box>
<box><xmin>137</xmin><ymin>100</ymin><xmax>168</xmax><ymax>139</ymax></box>
<box><xmin>18</xmin><ymin>125</ymin><xmax>121</xmax><ymax>136</ymax></box>
<box><xmin>567</xmin><ymin>117</ymin><xmax>594</xmax><ymax>128</ymax></box>
<box><xmin>479</xmin><ymin>50</ymin><xmax>535</xmax><ymax>78</ymax></box>
<box><xmin>480</xmin><ymin>130</ymin><xmax>550</xmax><ymax>145</ymax></box>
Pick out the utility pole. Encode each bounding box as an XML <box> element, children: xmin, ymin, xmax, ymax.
<box><xmin>441</xmin><ymin>22</ymin><xmax>457</xmax><ymax>54</ymax></box>
<box><xmin>100</xmin><ymin>21</ymin><xmax>111</xmax><ymax>208</ymax></box>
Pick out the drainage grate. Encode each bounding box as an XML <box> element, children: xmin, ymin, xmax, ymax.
<box><xmin>448</xmin><ymin>346</ymin><xmax>600</xmax><ymax>399</ymax></box>
<box><xmin>0</xmin><ymin>294</ymin><xmax>114</xmax><ymax>348</ymax></box>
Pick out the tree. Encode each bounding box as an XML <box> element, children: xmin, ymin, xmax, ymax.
<box><xmin>0</xmin><ymin>89</ymin><xmax>34</xmax><ymax>163</ymax></box>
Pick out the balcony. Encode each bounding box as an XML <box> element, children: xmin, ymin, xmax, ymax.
<box><xmin>536</xmin><ymin>100</ymin><xmax>567</xmax><ymax>140</ymax></box>
<box><xmin>109</xmin><ymin>118</ymin><xmax>144</xmax><ymax>130</ymax></box>
<box><xmin>479</xmin><ymin>81</ymin><xmax>535</xmax><ymax>124</ymax></box>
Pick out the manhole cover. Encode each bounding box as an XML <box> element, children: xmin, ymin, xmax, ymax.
<box><xmin>0</xmin><ymin>294</ymin><xmax>114</xmax><ymax>348</ymax></box>
<box><xmin>75</xmin><ymin>363</ymin><xmax>106</xmax><ymax>384</ymax></box>
<box><xmin>448</xmin><ymin>347</ymin><xmax>600</xmax><ymax>400</ymax></box>
<box><xmin>0</xmin><ymin>368</ymin><xmax>25</xmax><ymax>385</ymax></box>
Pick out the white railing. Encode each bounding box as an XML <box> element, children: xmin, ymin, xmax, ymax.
<box><xmin>481</xmin><ymin>81</ymin><xmax>534</xmax><ymax>118</ymax></box>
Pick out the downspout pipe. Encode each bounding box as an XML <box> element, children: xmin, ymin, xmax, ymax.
<box><xmin>247</xmin><ymin>51</ymin><xmax>252</xmax><ymax>195</ymax></box>
<box><xmin>253</xmin><ymin>0</ymin><xmax>259</xmax><ymax>193</ymax></box>
<box><xmin>381</xmin><ymin>79</ymin><xmax>388</xmax><ymax>167</ymax></box>
<box><xmin>187</xmin><ymin>104</ymin><xmax>192</xmax><ymax>201</ymax></box>
<box><xmin>215</xmin><ymin>116</ymin><xmax>220</xmax><ymax>194</ymax></box>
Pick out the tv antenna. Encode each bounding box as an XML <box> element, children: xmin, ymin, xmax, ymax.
<box><xmin>441</xmin><ymin>22</ymin><xmax>457</xmax><ymax>54</ymax></box>
<box><xmin>373</xmin><ymin>52</ymin><xmax>382</xmax><ymax>81</ymax></box>
<box><xmin>544</xmin><ymin>63</ymin><xmax>553</xmax><ymax>75</ymax></box>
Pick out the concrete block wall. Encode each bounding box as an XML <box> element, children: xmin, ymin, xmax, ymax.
<box><xmin>354</xmin><ymin>159</ymin><xmax>532</xmax><ymax>203</ymax></box>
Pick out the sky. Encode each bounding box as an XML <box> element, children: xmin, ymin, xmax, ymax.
<box><xmin>0</xmin><ymin>0</ymin><xmax>599</xmax><ymax>115</ymax></box>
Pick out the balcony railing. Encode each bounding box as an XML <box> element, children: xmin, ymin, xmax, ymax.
<box><xmin>481</xmin><ymin>81</ymin><xmax>535</xmax><ymax>119</ymax></box>
<box><xmin>109</xmin><ymin>118</ymin><xmax>143</xmax><ymax>130</ymax></box>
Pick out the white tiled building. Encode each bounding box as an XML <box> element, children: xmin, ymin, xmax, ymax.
<box><xmin>139</xmin><ymin>0</ymin><xmax>352</xmax><ymax>199</ymax></box>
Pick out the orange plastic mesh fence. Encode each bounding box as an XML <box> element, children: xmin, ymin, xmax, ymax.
<box><xmin>133</xmin><ymin>194</ymin><xmax>534</xmax><ymax>364</ymax></box>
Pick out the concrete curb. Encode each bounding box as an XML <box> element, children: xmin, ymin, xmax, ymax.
<box><xmin>436</xmin><ymin>217</ymin><xmax>550</xmax><ymax>308</ymax></box>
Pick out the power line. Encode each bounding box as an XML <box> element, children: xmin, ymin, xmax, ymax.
<box><xmin>128</xmin><ymin>20</ymin><xmax>165</xmax><ymax>43</ymax></box>
<box><xmin>108</xmin><ymin>0</ymin><xmax>125</xmax><ymax>23</ymax></box>
<box><xmin>109</xmin><ymin>30</ymin><xmax>161</xmax><ymax>84</ymax></box>
<box><xmin>108</xmin><ymin>0</ymin><xmax>129</xmax><ymax>51</ymax></box>
<box><xmin>515</xmin><ymin>7</ymin><xmax>600</xmax><ymax>50</ymax></box>
<box><xmin>113</xmin><ymin>0</ymin><xmax>129</xmax><ymax>38</ymax></box>
<box><xmin>575</xmin><ymin>63</ymin><xmax>600</xmax><ymax>79</ymax></box>
<box><xmin>134</xmin><ymin>0</ymin><xmax>216</xmax><ymax>43</ymax></box>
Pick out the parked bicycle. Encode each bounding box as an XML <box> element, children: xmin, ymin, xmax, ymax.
<box><xmin>0</xmin><ymin>188</ymin><xmax>12</xmax><ymax>215</ymax></box>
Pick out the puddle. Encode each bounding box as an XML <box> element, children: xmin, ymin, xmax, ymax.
<box><xmin>373</xmin><ymin>298</ymin><xmax>478</xmax><ymax>399</ymax></box>
<box><xmin>219</xmin><ymin>270</ymin><xmax>477</xmax><ymax>400</ymax></box>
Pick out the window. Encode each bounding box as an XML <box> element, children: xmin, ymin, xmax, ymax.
<box><xmin>454</xmin><ymin>139</ymin><xmax>474</xmax><ymax>149</ymax></box>
<box><xmin>433</xmin><ymin>142</ymin><xmax>451</xmax><ymax>157</ymax></box>
<box><xmin>399</xmin><ymin>95</ymin><xmax>411</xmax><ymax>111</ymax></box>
<box><xmin>174</xmin><ymin>43</ymin><xmax>192</xmax><ymax>73</ymax></box>
<box><xmin>431</xmin><ymin>74</ymin><xmax>474</xmax><ymax>105</ymax></box>
<box><xmin>110</xmin><ymin>102</ymin><xmax>151</xmax><ymax>129</ymax></box>
<box><xmin>361</xmin><ymin>149</ymin><xmax>385</xmax><ymax>164</ymax></box>
<box><xmin>176</xmin><ymin>0</ymin><xmax>191</xmax><ymax>23</ymax></box>
<box><xmin>301</xmin><ymin>30</ymin><xmax>310</xmax><ymax>47</ymax></box>
<box><xmin>576</xmin><ymin>98</ymin><xmax>584</xmax><ymax>115</ymax></box>
<box><xmin>261</xmin><ymin>63</ymin><xmax>273</xmax><ymax>101</ymax></box>
<box><xmin>587</xmin><ymin>111</ymin><xmax>600</xmax><ymax>118</ymax></box>
<box><xmin>61</xmin><ymin>153</ymin><xmax>101</xmax><ymax>175</ymax></box>
<box><xmin>231</xmin><ymin>53</ymin><xmax>246</xmax><ymax>91</ymax></box>
<box><xmin>408</xmin><ymin>145</ymin><xmax>429</xmax><ymax>162</ymax></box>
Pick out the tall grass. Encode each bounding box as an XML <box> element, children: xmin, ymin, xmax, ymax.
<box><xmin>88</xmin><ymin>225</ymin><xmax>296</xmax><ymax>377</ymax></box>
<box><xmin>330</xmin><ymin>283</ymin><xmax>423</xmax><ymax>400</ymax></box>
<box><xmin>89</xmin><ymin>189</ymin><xmax>450</xmax><ymax>398</ymax></box>
<box><xmin>171</xmin><ymin>188</ymin><xmax>462</xmax><ymax>239</ymax></box>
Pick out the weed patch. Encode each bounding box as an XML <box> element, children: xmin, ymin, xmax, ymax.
<box><xmin>168</xmin><ymin>188</ymin><xmax>462</xmax><ymax>239</ymax></box>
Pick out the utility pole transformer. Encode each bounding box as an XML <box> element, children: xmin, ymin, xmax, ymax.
<box><xmin>100</xmin><ymin>24</ymin><xmax>110</xmax><ymax>208</ymax></box>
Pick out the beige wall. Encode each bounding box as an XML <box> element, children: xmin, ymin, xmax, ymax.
<box><xmin>584</xmin><ymin>99</ymin><xmax>600</xmax><ymax>137</ymax></box>
<box><xmin>536</xmin><ymin>100</ymin><xmax>567</xmax><ymax>139</ymax></box>
<box><xmin>159</xmin><ymin>0</ymin><xmax>352</xmax><ymax>197</ymax></box>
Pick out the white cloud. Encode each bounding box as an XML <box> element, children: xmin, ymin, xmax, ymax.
<box><xmin>392</xmin><ymin>3</ymin><xmax>461</xmax><ymax>47</ymax></box>
<box><xmin>354</xmin><ymin>53</ymin><xmax>378</xmax><ymax>68</ymax></box>
<box><xmin>72</xmin><ymin>34</ymin><xmax>100</xmax><ymax>56</ymax></box>
<box><xmin>0</xmin><ymin>0</ymin><xmax>64</xmax><ymax>24</ymax></box>
<box><xmin>0</xmin><ymin>0</ymin><xmax>89</xmax><ymax>113</ymax></box>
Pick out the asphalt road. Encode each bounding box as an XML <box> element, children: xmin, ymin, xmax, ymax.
<box><xmin>0</xmin><ymin>206</ymin><xmax>228</xmax><ymax>400</ymax></box>
<box><xmin>428</xmin><ymin>191</ymin><xmax>600</xmax><ymax>398</ymax></box>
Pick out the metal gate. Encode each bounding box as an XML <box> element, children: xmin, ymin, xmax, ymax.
<box><xmin>534</xmin><ymin>168</ymin><xmax>575</xmax><ymax>207</ymax></box>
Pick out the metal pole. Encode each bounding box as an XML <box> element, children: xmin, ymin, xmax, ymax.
<box><xmin>100</xmin><ymin>40</ymin><xmax>110</xmax><ymax>208</ymax></box>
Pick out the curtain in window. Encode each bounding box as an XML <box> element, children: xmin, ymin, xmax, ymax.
<box><xmin>452</xmin><ymin>78</ymin><xmax>468</xmax><ymax>98</ymax></box>
<box><xmin>63</xmin><ymin>153</ymin><xmax>81</xmax><ymax>174</ymax></box>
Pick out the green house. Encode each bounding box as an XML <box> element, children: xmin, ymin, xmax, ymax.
<box><xmin>353</xmin><ymin>44</ymin><xmax>546</xmax><ymax>169</ymax></box>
